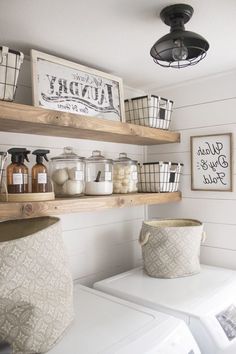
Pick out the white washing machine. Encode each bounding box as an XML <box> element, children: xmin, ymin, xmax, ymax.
<box><xmin>94</xmin><ymin>265</ymin><xmax>236</xmax><ymax>354</ymax></box>
<box><xmin>48</xmin><ymin>283</ymin><xmax>200</xmax><ymax>354</ymax></box>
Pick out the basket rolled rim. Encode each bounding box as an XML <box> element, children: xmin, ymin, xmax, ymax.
<box><xmin>143</xmin><ymin>218</ymin><xmax>203</xmax><ymax>228</ymax></box>
<box><xmin>0</xmin><ymin>46</ymin><xmax>23</xmax><ymax>56</ymax></box>
<box><xmin>141</xmin><ymin>161</ymin><xmax>184</xmax><ymax>166</ymax></box>
<box><xmin>0</xmin><ymin>216</ymin><xmax>60</xmax><ymax>242</ymax></box>
<box><xmin>124</xmin><ymin>95</ymin><xmax>173</xmax><ymax>104</ymax></box>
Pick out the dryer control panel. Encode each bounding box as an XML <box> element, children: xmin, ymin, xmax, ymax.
<box><xmin>216</xmin><ymin>304</ymin><xmax>236</xmax><ymax>341</ymax></box>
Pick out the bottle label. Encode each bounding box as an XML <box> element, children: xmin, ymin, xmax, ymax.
<box><xmin>75</xmin><ymin>170</ymin><xmax>84</xmax><ymax>181</ymax></box>
<box><xmin>37</xmin><ymin>173</ymin><xmax>47</xmax><ymax>184</ymax></box>
<box><xmin>132</xmin><ymin>172</ymin><xmax>138</xmax><ymax>180</ymax></box>
<box><xmin>13</xmin><ymin>173</ymin><xmax>23</xmax><ymax>185</ymax></box>
<box><xmin>105</xmin><ymin>171</ymin><xmax>112</xmax><ymax>181</ymax></box>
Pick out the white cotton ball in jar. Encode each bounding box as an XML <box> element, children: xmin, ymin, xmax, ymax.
<box><xmin>114</xmin><ymin>181</ymin><xmax>122</xmax><ymax>188</ymax></box>
<box><xmin>120</xmin><ymin>186</ymin><xmax>128</xmax><ymax>194</ymax></box>
<box><xmin>124</xmin><ymin>165</ymin><xmax>131</xmax><ymax>174</ymax></box>
<box><xmin>113</xmin><ymin>182</ymin><xmax>122</xmax><ymax>193</ymax></box>
<box><xmin>52</xmin><ymin>168</ymin><xmax>69</xmax><ymax>185</ymax></box>
<box><xmin>117</xmin><ymin>167</ymin><xmax>125</xmax><ymax>177</ymax></box>
<box><xmin>128</xmin><ymin>181</ymin><xmax>137</xmax><ymax>193</ymax></box>
<box><xmin>122</xmin><ymin>178</ymin><xmax>130</xmax><ymax>186</ymax></box>
<box><xmin>62</xmin><ymin>180</ymin><xmax>84</xmax><ymax>195</ymax></box>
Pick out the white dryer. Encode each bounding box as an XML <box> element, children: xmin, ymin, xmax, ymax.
<box><xmin>94</xmin><ymin>265</ymin><xmax>236</xmax><ymax>354</ymax></box>
<box><xmin>48</xmin><ymin>283</ymin><xmax>200</xmax><ymax>354</ymax></box>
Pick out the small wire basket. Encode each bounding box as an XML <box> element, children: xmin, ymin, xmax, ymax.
<box><xmin>138</xmin><ymin>161</ymin><xmax>183</xmax><ymax>193</ymax></box>
<box><xmin>0</xmin><ymin>46</ymin><xmax>24</xmax><ymax>101</ymax></box>
<box><xmin>125</xmin><ymin>95</ymin><xmax>173</xmax><ymax>130</ymax></box>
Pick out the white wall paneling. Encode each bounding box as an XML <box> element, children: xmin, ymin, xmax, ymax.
<box><xmin>148</xmin><ymin>71</ymin><xmax>236</xmax><ymax>270</ymax></box>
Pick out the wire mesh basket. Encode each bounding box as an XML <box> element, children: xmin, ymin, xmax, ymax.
<box><xmin>0</xmin><ymin>46</ymin><xmax>24</xmax><ymax>101</ymax></box>
<box><xmin>125</xmin><ymin>95</ymin><xmax>173</xmax><ymax>130</ymax></box>
<box><xmin>138</xmin><ymin>161</ymin><xmax>183</xmax><ymax>192</ymax></box>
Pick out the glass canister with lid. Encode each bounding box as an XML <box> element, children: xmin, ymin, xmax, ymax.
<box><xmin>50</xmin><ymin>147</ymin><xmax>85</xmax><ymax>197</ymax></box>
<box><xmin>113</xmin><ymin>153</ymin><xmax>138</xmax><ymax>193</ymax></box>
<box><xmin>85</xmin><ymin>150</ymin><xmax>113</xmax><ymax>195</ymax></box>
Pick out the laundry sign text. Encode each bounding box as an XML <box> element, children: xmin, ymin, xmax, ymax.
<box><xmin>191</xmin><ymin>133</ymin><xmax>233</xmax><ymax>191</ymax></box>
<box><xmin>31</xmin><ymin>50</ymin><xmax>125</xmax><ymax>122</ymax></box>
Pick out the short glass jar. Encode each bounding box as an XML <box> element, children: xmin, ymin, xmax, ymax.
<box><xmin>113</xmin><ymin>153</ymin><xmax>138</xmax><ymax>193</ymax></box>
<box><xmin>85</xmin><ymin>150</ymin><xmax>113</xmax><ymax>195</ymax></box>
<box><xmin>50</xmin><ymin>147</ymin><xmax>85</xmax><ymax>197</ymax></box>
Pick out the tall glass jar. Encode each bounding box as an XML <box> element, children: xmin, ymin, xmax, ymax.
<box><xmin>50</xmin><ymin>147</ymin><xmax>85</xmax><ymax>197</ymax></box>
<box><xmin>85</xmin><ymin>150</ymin><xmax>113</xmax><ymax>195</ymax></box>
<box><xmin>113</xmin><ymin>153</ymin><xmax>138</xmax><ymax>193</ymax></box>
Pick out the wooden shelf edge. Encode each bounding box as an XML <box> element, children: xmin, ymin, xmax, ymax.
<box><xmin>0</xmin><ymin>192</ymin><xmax>181</xmax><ymax>220</ymax></box>
<box><xmin>0</xmin><ymin>102</ymin><xmax>180</xmax><ymax>145</ymax></box>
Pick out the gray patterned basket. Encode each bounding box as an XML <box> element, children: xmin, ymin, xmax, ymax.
<box><xmin>0</xmin><ymin>217</ymin><xmax>74</xmax><ymax>354</ymax></box>
<box><xmin>139</xmin><ymin>219</ymin><xmax>206</xmax><ymax>279</ymax></box>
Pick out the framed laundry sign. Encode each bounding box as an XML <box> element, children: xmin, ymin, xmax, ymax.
<box><xmin>31</xmin><ymin>50</ymin><xmax>125</xmax><ymax>122</ymax></box>
<box><xmin>191</xmin><ymin>133</ymin><xmax>233</xmax><ymax>191</ymax></box>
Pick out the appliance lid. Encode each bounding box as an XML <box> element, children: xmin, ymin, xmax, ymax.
<box><xmin>94</xmin><ymin>265</ymin><xmax>236</xmax><ymax>317</ymax></box>
<box><xmin>48</xmin><ymin>284</ymin><xmax>199</xmax><ymax>354</ymax></box>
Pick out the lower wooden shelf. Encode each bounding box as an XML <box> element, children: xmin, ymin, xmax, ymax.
<box><xmin>0</xmin><ymin>192</ymin><xmax>181</xmax><ymax>220</ymax></box>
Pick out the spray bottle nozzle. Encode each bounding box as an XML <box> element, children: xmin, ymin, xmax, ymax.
<box><xmin>32</xmin><ymin>149</ymin><xmax>50</xmax><ymax>163</ymax></box>
<box><xmin>8</xmin><ymin>148</ymin><xmax>30</xmax><ymax>164</ymax></box>
<box><xmin>24</xmin><ymin>150</ymin><xmax>31</xmax><ymax>162</ymax></box>
<box><xmin>8</xmin><ymin>148</ymin><xmax>26</xmax><ymax>155</ymax></box>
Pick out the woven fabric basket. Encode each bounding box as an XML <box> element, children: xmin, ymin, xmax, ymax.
<box><xmin>139</xmin><ymin>219</ymin><xmax>205</xmax><ymax>279</ymax></box>
<box><xmin>0</xmin><ymin>217</ymin><xmax>74</xmax><ymax>354</ymax></box>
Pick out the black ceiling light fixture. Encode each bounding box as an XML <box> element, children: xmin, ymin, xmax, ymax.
<box><xmin>150</xmin><ymin>3</ymin><xmax>209</xmax><ymax>68</ymax></box>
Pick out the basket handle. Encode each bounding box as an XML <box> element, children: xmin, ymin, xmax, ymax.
<box><xmin>201</xmin><ymin>231</ymin><xmax>207</xmax><ymax>244</ymax></box>
<box><xmin>19</xmin><ymin>52</ymin><xmax>24</xmax><ymax>64</ymax></box>
<box><xmin>139</xmin><ymin>231</ymin><xmax>151</xmax><ymax>246</ymax></box>
<box><xmin>0</xmin><ymin>46</ymin><xmax>9</xmax><ymax>64</ymax></box>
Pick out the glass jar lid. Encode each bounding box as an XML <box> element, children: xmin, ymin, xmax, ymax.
<box><xmin>51</xmin><ymin>147</ymin><xmax>84</xmax><ymax>161</ymax></box>
<box><xmin>86</xmin><ymin>150</ymin><xmax>113</xmax><ymax>164</ymax></box>
<box><xmin>114</xmin><ymin>152</ymin><xmax>137</xmax><ymax>165</ymax></box>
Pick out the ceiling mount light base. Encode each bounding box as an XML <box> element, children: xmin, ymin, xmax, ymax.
<box><xmin>160</xmin><ymin>4</ymin><xmax>193</xmax><ymax>27</ymax></box>
<box><xmin>150</xmin><ymin>3</ymin><xmax>209</xmax><ymax>68</ymax></box>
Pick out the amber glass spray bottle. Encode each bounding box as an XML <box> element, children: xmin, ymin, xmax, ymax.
<box><xmin>7</xmin><ymin>148</ymin><xmax>30</xmax><ymax>193</ymax></box>
<box><xmin>32</xmin><ymin>149</ymin><xmax>50</xmax><ymax>193</ymax></box>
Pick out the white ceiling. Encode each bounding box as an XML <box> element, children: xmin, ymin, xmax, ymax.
<box><xmin>1</xmin><ymin>0</ymin><xmax>236</xmax><ymax>91</ymax></box>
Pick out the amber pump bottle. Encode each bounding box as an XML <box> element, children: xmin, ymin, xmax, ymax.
<box><xmin>7</xmin><ymin>148</ymin><xmax>30</xmax><ymax>193</ymax></box>
<box><xmin>32</xmin><ymin>149</ymin><xmax>50</xmax><ymax>193</ymax></box>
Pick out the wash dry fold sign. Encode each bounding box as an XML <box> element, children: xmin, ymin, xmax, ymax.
<box><xmin>191</xmin><ymin>133</ymin><xmax>232</xmax><ymax>191</ymax></box>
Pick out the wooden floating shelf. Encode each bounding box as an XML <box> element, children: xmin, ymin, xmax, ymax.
<box><xmin>0</xmin><ymin>192</ymin><xmax>181</xmax><ymax>220</ymax></box>
<box><xmin>0</xmin><ymin>102</ymin><xmax>180</xmax><ymax>145</ymax></box>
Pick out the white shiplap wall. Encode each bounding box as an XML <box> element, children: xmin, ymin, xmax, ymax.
<box><xmin>147</xmin><ymin>70</ymin><xmax>236</xmax><ymax>270</ymax></box>
<box><xmin>1</xmin><ymin>58</ymin><xmax>146</xmax><ymax>286</ymax></box>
